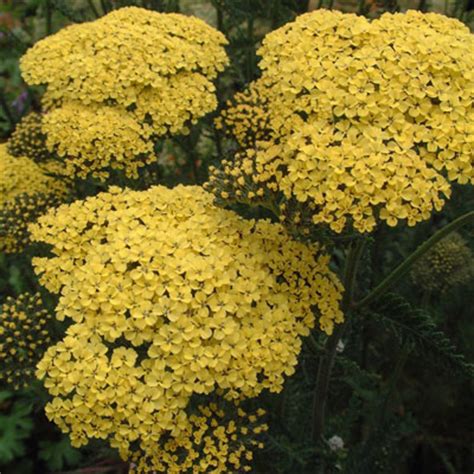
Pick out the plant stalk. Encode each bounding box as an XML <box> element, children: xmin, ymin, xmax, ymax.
<box><xmin>215</xmin><ymin>1</ymin><xmax>224</xmax><ymax>32</ymax></box>
<box><xmin>246</xmin><ymin>2</ymin><xmax>255</xmax><ymax>83</ymax></box>
<box><xmin>311</xmin><ymin>237</ymin><xmax>366</xmax><ymax>443</ymax></box>
<box><xmin>45</xmin><ymin>0</ymin><xmax>53</xmax><ymax>36</ymax></box>
<box><xmin>354</xmin><ymin>210</ymin><xmax>474</xmax><ymax>310</ymax></box>
<box><xmin>357</xmin><ymin>0</ymin><xmax>366</xmax><ymax>14</ymax></box>
<box><xmin>86</xmin><ymin>0</ymin><xmax>101</xmax><ymax>18</ymax></box>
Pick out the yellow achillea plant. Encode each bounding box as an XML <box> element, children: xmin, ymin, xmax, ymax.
<box><xmin>20</xmin><ymin>7</ymin><xmax>229</xmax><ymax>180</ymax></box>
<box><xmin>129</xmin><ymin>402</ymin><xmax>266</xmax><ymax>473</ymax></box>
<box><xmin>32</xmin><ymin>185</ymin><xmax>342</xmax><ymax>462</ymax></box>
<box><xmin>0</xmin><ymin>144</ymin><xmax>67</xmax><ymax>253</ymax></box>
<box><xmin>209</xmin><ymin>10</ymin><xmax>474</xmax><ymax>233</ymax></box>
<box><xmin>0</xmin><ymin>293</ymin><xmax>52</xmax><ymax>390</ymax></box>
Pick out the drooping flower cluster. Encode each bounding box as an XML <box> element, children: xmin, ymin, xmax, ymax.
<box><xmin>32</xmin><ymin>185</ymin><xmax>343</xmax><ymax>462</ymax></box>
<box><xmin>411</xmin><ymin>232</ymin><xmax>474</xmax><ymax>293</ymax></box>
<box><xmin>209</xmin><ymin>10</ymin><xmax>474</xmax><ymax>233</ymax></box>
<box><xmin>0</xmin><ymin>144</ymin><xmax>67</xmax><ymax>253</ymax></box>
<box><xmin>129</xmin><ymin>402</ymin><xmax>266</xmax><ymax>473</ymax></box>
<box><xmin>0</xmin><ymin>293</ymin><xmax>52</xmax><ymax>390</ymax></box>
<box><xmin>20</xmin><ymin>7</ymin><xmax>228</xmax><ymax>180</ymax></box>
<box><xmin>7</xmin><ymin>112</ymin><xmax>50</xmax><ymax>164</ymax></box>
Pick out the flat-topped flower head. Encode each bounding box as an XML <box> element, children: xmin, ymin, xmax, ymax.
<box><xmin>20</xmin><ymin>7</ymin><xmax>229</xmax><ymax>180</ymax></box>
<box><xmin>210</xmin><ymin>10</ymin><xmax>473</xmax><ymax>234</ymax></box>
<box><xmin>21</xmin><ymin>7</ymin><xmax>228</xmax><ymax>105</ymax></box>
<box><xmin>31</xmin><ymin>184</ymin><xmax>342</xmax><ymax>343</ymax></box>
<box><xmin>0</xmin><ymin>293</ymin><xmax>52</xmax><ymax>390</ymax></box>
<box><xmin>33</xmin><ymin>185</ymin><xmax>342</xmax><ymax>466</ymax></box>
<box><xmin>0</xmin><ymin>144</ymin><xmax>68</xmax><ymax>252</ymax></box>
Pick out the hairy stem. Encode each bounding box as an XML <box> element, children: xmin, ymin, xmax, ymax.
<box><xmin>311</xmin><ymin>238</ymin><xmax>366</xmax><ymax>443</ymax></box>
<box><xmin>354</xmin><ymin>210</ymin><xmax>474</xmax><ymax>310</ymax></box>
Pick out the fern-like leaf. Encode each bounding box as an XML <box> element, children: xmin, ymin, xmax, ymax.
<box><xmin>369</xmin><ymin>293</ymin><xmax>474</xmax><ymax>378</ymax></box>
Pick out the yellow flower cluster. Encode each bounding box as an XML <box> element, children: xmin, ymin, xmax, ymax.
<box><xmin>7</xmin><ymin>112</ymin><xmax>50</xmax><ymax>163</ymax></box>
<box><xmin>216</xmin><ymin>83</ymin><xmax>271</xmax><ymax>148</ymax></box>
<box><xmin>6</xmin><ymin>112</ymin><xmax>68</xmax><ymax>178</ymax></box>
<box><xmin>210</xmin><ymin>10</ymin><xmax>474</xmax><ymax>233</ymax></box>
<box><xmin>0</xmin><ymin>293</ymin><xmax>52</xmax><ymax>390</ymax></box>
<box><xmin>0</xmin><ymin>144</ymin><xmax>67</xmax><ymax>253</ymax></box>
<box><xmin>20</xmin><ymin>7</ymin><xmax>228</xmax><ymax>180</ymax></box>
<box><xmin>21</xmin><ymin>7</ymin><xmax>228</xmax><ymax>105</ymax></box>
<box><xmin>0</xmin><ymin>144</ymin><xmax>63</xmax><ymax>203</ymax></box>
<box><xmin>411</xmin><ymin>232</ymin><xmax>474</xmax><ymax>293</ymax></box>
<box><xmin>129</xmin><ymin>402</ymin><xmax>266</xmax><ymax>473</ymax></box>
<box><xmin>32</xmin><ymin>185</ymin><xmax>342</xmax><ymax>459</ymax></box>
<box><xmin>42</xmin><ymin>102</ymin><xmax>155</xmax><ymax>181</ymax></box>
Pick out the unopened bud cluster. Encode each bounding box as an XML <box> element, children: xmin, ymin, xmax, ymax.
<box><xmin>411</xmin><ymin>233</ymin><xmax>473</xmax><ymax>293</ymax></box>
<box><xmin>0</xmin><ymin>293</ymin><xmax>52</xmax><ymax>390</ymax></box>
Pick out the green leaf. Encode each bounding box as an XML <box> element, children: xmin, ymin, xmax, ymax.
<box><xmin>0</xmin><ymin>400</ymin><xmax>33</xmax><ymax>463</ymax></box>
<box><xmin>0</xmin><ymin>390</ymin><xmax>13</xmax><ymax>404</ymax></box>
<box><xmin>39</xmin><ymin>435</ymin><xmax>82</xmax><ymax>471</ymax></box>
<box><xmin>337</xmin><ymin>358</ymin><xmax>381</xmax><ymax>402</ymax></box>
<box><xmin>345</xmin><ymin>414</ymin><xmax>418</xmax><ymax>473</ymax></box>
<box><xmin>369</xmin><ymin>293</ymin><xmax>474</xmax><ymax>378</ymax></box>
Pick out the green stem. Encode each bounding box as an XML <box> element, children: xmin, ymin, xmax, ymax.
<box><xmin>212</xmin><ymin>2</ymin><xmax>224</xmax><ymax>163</ymax></box>
<box><xmin>45</xmin><ymin>0</ymin><xmax>52</xmax><ymax>36</ymax></box>
<box><xmin>0</xmin><ymin>92</ymin><xmax>15</xmax><ymax>128</ymax></box>
<box><xmin>311</xmin><ymin>238</ymin><xmax>366</xmax><ymax>443</ymax></box>
<box><xmin>459</xmin><ymin>0</ymin><xmax>470</xmax><ymax>20</ymax></box>
<box><xmin>418</xmin><ymin>0</ymin><xmax>428</xmax><ymax>12</ymax></box>
<box><xmin>177</xmin><ymin>135</ymin><xmax>200</xmax><ymax>184</ymax></box>
<box><xmin>100</xmin><ymin>0</ymin><xmax>110</xmax><ymax>15</ymax></box>
<box><xmin>86</xmin><ymin>0</ymin><xmax>101</xmax><ymax>18</ymax></box>
<box><xmin>307</xmin><ymin>333</ymin><xmax>324</xmax><ymax>353</ymax></box>
<box><xmin>378</xmin><ymin>342</ymin><xmax>411</xmax><ymax>427</ymax></box>
<box><xmin>246</xmin><ymin>4</ymin><xmax>255</xmax><ymax>83</ymax></box>
<box><xmin>216</xmin><ymin>1</ymin><xmax>224</xmax><ymax>32</ymax></box>
<box><xmin>342</xmin><ymin>238</ymin><xmax>366</xmax><ymax>309</ymax></box>
<box><xmin>311</xmin><ymin>322</ymin><xmax>345</xmax><ymax>444</ymax></box>
<box><xmin>354</xmin><ymin>210</ymin><xmax>474</xmax><ymax>310</ymax></box>
<box><xmin>213</xmin><ymin>124</ymin><xmax>223</xmax><ymax>161</ymax></box>
<box><xmin>421</xmin><ymin>290</ymin><xmax>431</xmax><ymax>309</ymax></box>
